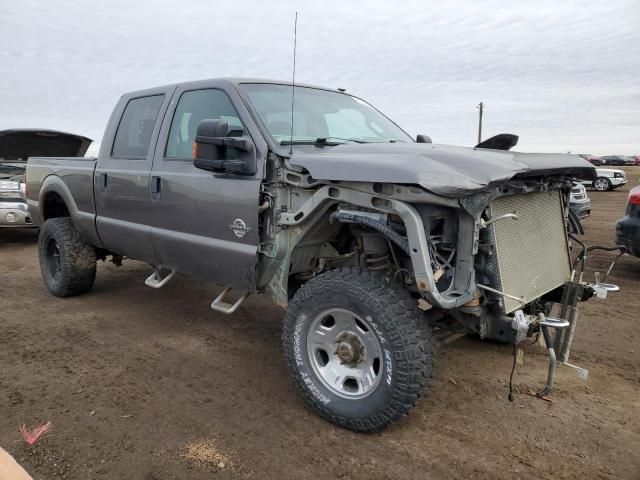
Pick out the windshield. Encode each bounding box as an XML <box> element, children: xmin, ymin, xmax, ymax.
<box><xmin>240</xmin><ymin>83</ymin><xmax>413</xmax><ymax>146</ymax></box>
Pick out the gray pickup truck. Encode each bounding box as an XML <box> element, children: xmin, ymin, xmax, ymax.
<box><xmin>27</xmin><ymin>78</ymin><xmax>605</xmax><ymax>431</ymax></box>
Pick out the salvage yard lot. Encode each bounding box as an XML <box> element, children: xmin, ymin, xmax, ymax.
<box><xmin>1</xmin><ymin>168</ymin><xmax>639</xmax><ymax>480</ymax></box>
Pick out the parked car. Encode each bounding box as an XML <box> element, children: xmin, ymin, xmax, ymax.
<box><xmin>634</xmin><ymin>155</ymin><xmax>640</xmax><ymax>166</ymax></box>
<box><xmin>570</xmin><ymin>182</ymin><xmax>591</xmax><ymax>219</ymax></box>
<box><xmin>601</xmin><ymin>155</ymin><xmax>634</xmax><ymax>166</ymax></box>
<box><xmin>578</xmin><ymin>154</ymin><xmax>604</xmax><ymax>166</ymax></box>
<box><xmin>0</xmin><ymin>129</ymin><xmax>91</xmax><ymax>228</ymax></box>
<box><xmin>615</xmin><ymin>186</ymin><xmax>640</xmax><ymax>257</ymax></box>
<box><xmin>27</xmin><ymin>78</ymin><xmax>602</xmax><ymax>431</ymax></box>
<box><xmin>0</xmin><ymin>180</ymin><xmax>31</xmax><ymax>227</ymax></box>
<box><xmin>579</xmin><ymin>168</ymin><xmax>628</xmax><ymax>191</ymax></box>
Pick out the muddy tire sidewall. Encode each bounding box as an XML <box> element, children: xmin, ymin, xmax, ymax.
<box><xmin>283</xmin><ymin>268</ymin><xmax>433</xmax><ymax>432</ymax></box>
<box><xmin>288</xmin><ymin>292</ymin><xmax>397</xmax><ymax>421</ymax></box>
<box><xmin>38</xmin><ymin>218</ymin><xmax>96</xmax><ymax>297</ymax></box>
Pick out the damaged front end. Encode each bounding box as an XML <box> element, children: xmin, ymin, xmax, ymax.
<box><xmin>260</xmin><ymin>147</ymin><xmax>623</xmax><ymax>398</ymax></box>
<box><xmin>419</xmin><ymin>176</ymin><xmax>625</xmax><ymax>396</ymax></box>
<box><xmin>428</xmin><ymin>181</ymin><xmax>579</xmax><ymax>345</ymax></box>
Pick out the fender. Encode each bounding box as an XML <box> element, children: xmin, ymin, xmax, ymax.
<box><xmin>37</xmin><ymin>175</ymin><xmax>103</xmax><ymax>247</ymax></box>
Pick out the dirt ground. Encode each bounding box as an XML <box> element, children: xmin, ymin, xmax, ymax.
<box><xmin>1</xmin><ymin>169</ymin><xmax>639</xmax><ymax>480</ymax></box>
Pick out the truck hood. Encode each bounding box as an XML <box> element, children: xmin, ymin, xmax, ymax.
<box><xmin>289</xmin><ymin>143</ymin><xmax>597</xmax><ymax>197</ymax></box>
<box><xmin>0</xmin><ymin>129</ymin><xmax>92</xmax><ymax>161</ymax></box>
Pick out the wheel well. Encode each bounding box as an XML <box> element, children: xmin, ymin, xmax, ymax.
<box><xmin>287</xmin><ymin>219</ymin><xmax>405</xmax><ymax>298</ymax></box>
<box><xmin>42</xmin><ymin>192</ymin><xmax>70</xmax><ymax>220</ymax></box>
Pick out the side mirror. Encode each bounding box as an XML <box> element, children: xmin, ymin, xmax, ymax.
<box><xmin>194</xmin><ymin>119</ymin><xmax>255</xmax><ymax>175</ymax></box>
<box><xmin>416</xmin><ymin>134</ymin><xmax>432</xmax><ymax>143</ymax></box>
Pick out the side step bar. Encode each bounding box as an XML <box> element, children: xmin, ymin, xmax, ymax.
<box><xmin>145</xmin><ymin>269</ymin><xmax>175</xmax><ymax>289</ymax></box>
<box><xmin>145</xmin><ymin>270</ymin><xmax>248</xmax><ymax>315</ymax></box>
<box><xmin>211</xmin><ymin>287</ymin><xmax>249</xmax><ymax>315</ymax></box>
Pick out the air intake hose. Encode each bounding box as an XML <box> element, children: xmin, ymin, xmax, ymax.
<box><xmin>330</xmin><ymin>210</ymin><xmax>410</xmax><ymax>254</ymax></box>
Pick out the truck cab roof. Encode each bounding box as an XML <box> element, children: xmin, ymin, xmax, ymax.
<box><xmin>121</xmin><ymin>78</ymin><xmax>347</xmax><ymax>99</ymax></box>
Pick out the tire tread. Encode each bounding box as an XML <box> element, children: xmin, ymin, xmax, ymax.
<box><xmin>283</xmin><ymin>267</ymin><xmax>434</xmax><ymax>432</ymax></box>
<box><xmin>38</xmin><ymin>218</ymin><xmax>96</xmax><ymax>297</ymax></box>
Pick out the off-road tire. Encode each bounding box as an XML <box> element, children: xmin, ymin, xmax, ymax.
<box><xmin>283</xmin><ymin>267</ymin><xmax>434</xmax><ymax>432</ymax></box>
<box><xmin>593</xmin><ymin>177</ymin><xmax>612</xmax><ymax>191</ymax></box>
<box><xmin>38</xmin><ymin>218</ymin><xmax>96</xmax><ymax>297</ymax></box>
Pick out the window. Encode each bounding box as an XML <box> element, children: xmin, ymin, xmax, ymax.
<box><xmin>241</xmin><ymin>83</ymin><xmax>412</xmax><ymax>146</ymax></box>
<box><xmin>165</xmin><ymin>89</ymin><xmax>243</xmax><ymax>159</ymax></box>
<box><xmin>111</xmin><ymin>95</ymin><xmax>164</xmax><ymax>158</ymax></box>
<box><xmin>325</xmin><ymin>109</ymin><xmax>383</xmax><ymax>139</ymax></box>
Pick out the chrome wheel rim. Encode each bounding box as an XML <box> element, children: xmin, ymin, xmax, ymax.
<box><xmin>306</xmin><ymin>308</ymin><xmax>384</xmax><ymax>399</ymax></box>
<box><xmin>594</xmin><ymin>178</ymin><xmax>609</xmax><ymax>191</ymax></box>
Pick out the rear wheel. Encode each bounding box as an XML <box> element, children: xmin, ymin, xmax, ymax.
<box><xmin>38</xmin><ymin>218</ymin><xmax>96</xmax><ymax>297</ymax></box>
<box><xmin>283</xmin><ymin>268</ymin><xmax>434</xmax><ymax>432</ymax></box>
<box><xmin>593</xmin><ymin>177</ymin><xmax>612</xmax><ymax>191</ymax></box>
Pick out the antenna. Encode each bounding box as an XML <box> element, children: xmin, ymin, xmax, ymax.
<box><xmin>289</xmin><ymin>12</ymin><xmax>298</xmax><ymax>155</ymax></box>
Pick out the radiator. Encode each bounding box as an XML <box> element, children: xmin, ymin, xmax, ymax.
<box><xmin>488</xmin><ymin>190</ymin><xmax>571</xmax><ymax>313</ymax></box>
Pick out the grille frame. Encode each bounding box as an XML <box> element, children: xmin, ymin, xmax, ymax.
<box><xmin>488</xmin><ymin>190</ymin><xmax>571</xmax><ymax>313</ymax></box>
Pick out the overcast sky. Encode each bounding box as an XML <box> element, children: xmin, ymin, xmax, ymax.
<box><xmin>1</xmin><ymin>0</ymin><xmax>638</xmax><ymax>156</ymax></box>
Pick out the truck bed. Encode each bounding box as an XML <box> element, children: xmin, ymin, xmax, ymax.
<box><xmin>26</xmin><ymin>156</ymin><xmax>100</xmax><ymax>245</ymax></box>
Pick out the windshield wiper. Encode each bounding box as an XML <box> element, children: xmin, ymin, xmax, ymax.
<box><xmin>279</xmin><ymin>139</ymin><xmax>340</xmax><ymax>146</ymax></box>
<box><xmin>317</xmin><ymin>137</ymin><xmax>367</xmax><ymax>144</ymax></box>
<box><xmin>279</xmin><ymin>137</ymin><xmax>366</xmax><ymax>147</ymax></box>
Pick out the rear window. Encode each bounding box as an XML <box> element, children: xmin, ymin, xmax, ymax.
<box><xmin>111</xmin><ymin>95</ymin><xmax>164</xmax><ymax>158</ymax></box>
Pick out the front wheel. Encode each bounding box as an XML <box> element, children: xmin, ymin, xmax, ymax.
<box><xmin>38</xmin><ymin>218</ymin><xmax>97</xmax><ymax>297</ymax></box>
<box><xmin>283</xmin><ymin>268</ymin><xmax>434</xmax><ymax>432</ymax></box>
<box><xmin>593</xmin><ymin>177</ymin><xmax>612</xmax><ymax>191</ymax></box>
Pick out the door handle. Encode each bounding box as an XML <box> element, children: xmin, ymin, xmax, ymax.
<box><xmin>99</xmin><ymin>173</ymin><xmax>108</xmax><ymax>192</ymax></box>
<box><xmin>150</xmin><ymin>176</ymin><xmax>161</xmax><ymax>198</ymax></box>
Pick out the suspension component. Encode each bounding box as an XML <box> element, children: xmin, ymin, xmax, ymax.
<box><xmin>364</xmin><ymin>251</ymin><xmax>391</xmax><ymax>271</ymax></box>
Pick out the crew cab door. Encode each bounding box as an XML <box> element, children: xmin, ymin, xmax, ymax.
<box><xmin>94</xmin><ymin>88</ymin><xmax>173</xmax><ymax>264</ymax></box>
<box><xmin>148</xmin><ymin>83</ymin><xmax>264</xmax><ymax>290</ymax></box>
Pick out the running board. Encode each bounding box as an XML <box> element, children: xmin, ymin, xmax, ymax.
<box><xmin>145</xmin><ymin>269</ymin><xmax>175</xmax><ymax>289</ymax></box>
<box><xmin>210</xmin><ymin>287</ymin><xmax>249</xmax><ymax>314</ymax></box>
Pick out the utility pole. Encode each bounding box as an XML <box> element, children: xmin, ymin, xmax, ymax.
<box><xmin>477</xmin><ymin>102</ymin><xmax>484</xmax><ymax>144</ymax></box>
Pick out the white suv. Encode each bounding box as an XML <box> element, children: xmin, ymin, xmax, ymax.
<box><xmin>579</xmin><ymin>168</ymin><xmax>628</xmax><ymax>191</ymax></box>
